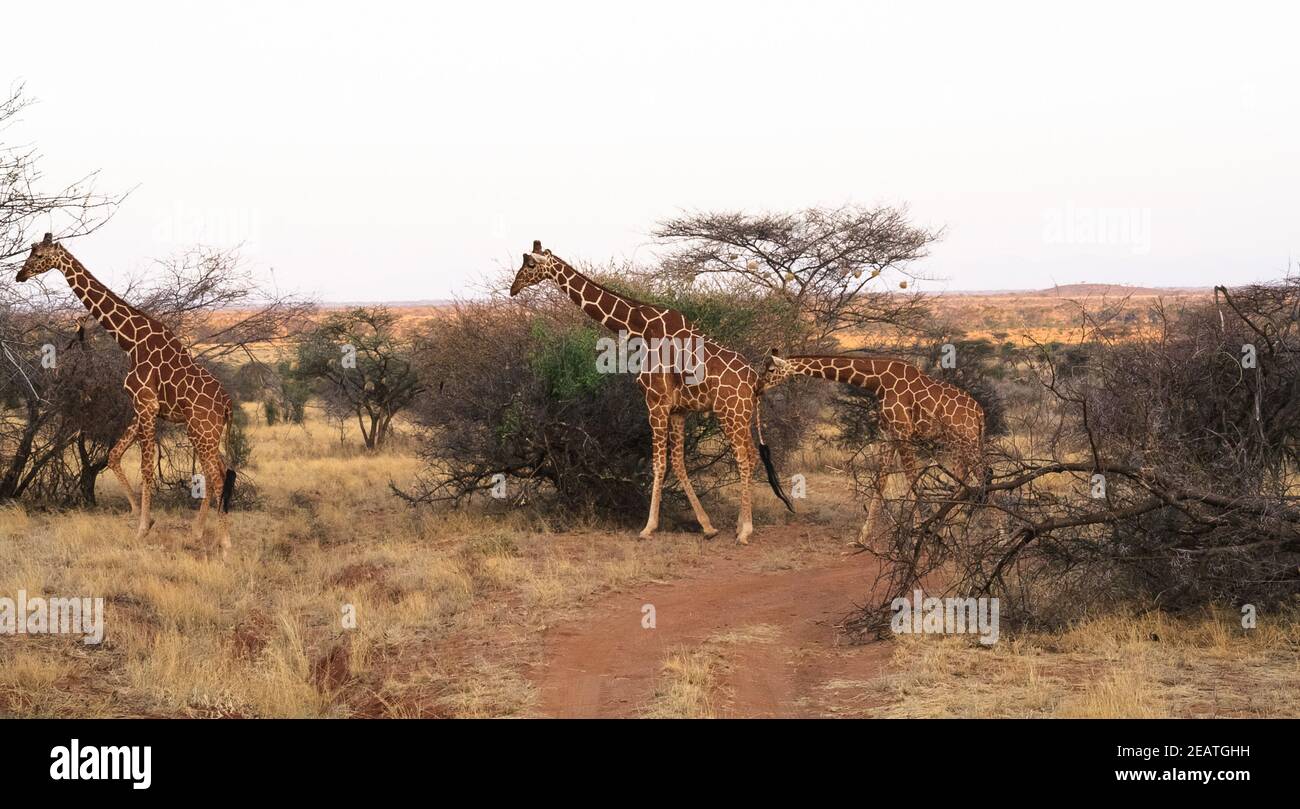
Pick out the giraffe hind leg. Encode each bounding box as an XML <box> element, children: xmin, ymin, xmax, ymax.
<box><xmin>669</xmin><ymin>412</ymin><xmax>717</xmax><ymax>538</ymax></box>
<box><xmin>953</xmin><ymin>442</ymin><xmax>988</xmax><ymax>507</ymax></box>
<box><xmin>189</xmin><ymin>420</ymin><xmax>232</xmax><ymax>561</ymax></box>
<box><xmin>107</xmin><ymin>422</ymin><xmax>140</xmax><ymax>515</ymax></box>
<box><xmin>197</xmin><ymin>450</ymin><xmax>230</xmax><ymax>561</ymax></box>
<box><xmin>721</xmin><ymin>411</ymin><xmax>755</xmax><ymax>545</ymax></box>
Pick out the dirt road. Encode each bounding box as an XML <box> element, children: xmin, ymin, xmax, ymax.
<box><xmin>534</xmin><ymin>535</ymin><xmax>891</xmax><ymax>718</ymax></box>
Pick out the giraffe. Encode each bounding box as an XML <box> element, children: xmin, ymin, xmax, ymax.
<box><xmin>509</xmin><ymin>241</ymin><xmax>792</xmax><ymax>544</ymax></box>
<box><xmin>16</xmin><ymin>234</ymin><xmax>237</xmax><ymax>558</ymax></box>
<box><xmin>760</xmin><ymin>350</ymin><xmax>985</xmax><ymax>535</ymax></box>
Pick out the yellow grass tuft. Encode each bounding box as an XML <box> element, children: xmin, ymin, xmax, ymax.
<box><xmin>642</xmin><ymin>624</ymin><xmax>782</xmax><ymax>718</ymax></box>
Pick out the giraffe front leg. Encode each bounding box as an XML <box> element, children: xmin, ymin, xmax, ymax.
<box><xmin>134</xmin><ymin>408</ymin><xmax>159</xmax><ymax>541</ymax></box>
<box><xmin>896</xmin><ymin>444</ymin><xmax>922</xmax><ymax>528</ymax></box>
<box><xmin>860</xmin><ymin>442</ymin><xmax>896</xmax><ymax>543</ymax></box>
<box><xmin>639</xmin><ymin>407</ymin><xmax>669</xmax><ymax>540</ymax></box>
<box><xmin>107</xmin><ymin>422</ymin><xmax>140</xmax><ymax>515</ymax></box>
<box><xmin>669</xmin><ymin>412</ymin><xmax>717</xmax><ymax>538</ymax></box>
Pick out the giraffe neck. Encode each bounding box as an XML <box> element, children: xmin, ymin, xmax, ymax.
<box><xmin>788</xmin><ymin>356</ymin><xmax>910</xmax><ymax>397</ymax></box>
<box><xmin>56</xmin><ymin>253</ymin><xmax>149</xmax><ymax>353</ymax></box>
<box><xmin>550</xmin><ymin>259</ymin><xmax>660</xmax><ymax>336</ymax></box>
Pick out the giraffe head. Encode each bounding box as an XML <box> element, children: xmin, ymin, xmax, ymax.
<box><xmin>15</xmin><ymin>233</ymin><xmax>67</xmax><ymax>282</ymax></box>
<box><xmin>760</xmin><ymin>348</ymin><xmax>798</xmax><ymax>391</ymax></box>
<box><xmin>509</xmin><ymin>240</ymin><xmax>560</xmax><ymax>296</ymax></box>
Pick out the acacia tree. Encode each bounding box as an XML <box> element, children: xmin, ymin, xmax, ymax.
<box><xmin>655</xmin><ymin>205</ymin><xmax>942</xmax><ymax>346</ymax></box>
<box><xmin>295</xmin><ymin>307</ymin><xmax>422</xmax><ymax>450</ymax></box>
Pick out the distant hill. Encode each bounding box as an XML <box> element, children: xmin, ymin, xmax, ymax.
<box><xmin>1038</xmin><ymin>283</ymin><xmax>1204</xmax><ymax>297</ymax></box>
<box><xmin>935</xmin><ymin>284</ymin><xmax>1208</xmax><ymax>298</ymax></box>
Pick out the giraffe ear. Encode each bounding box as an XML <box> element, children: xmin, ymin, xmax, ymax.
<box><xmin>42</xmin><ymin>232</ymin><xmax>53</xmax><ymax>245</ymax></box>
<box><xmin>771</xmin><ymin>354</ymin><xmax>791</xmax><ymax>368</ymax></box>
<box><xmin>532</xmin><ymin>240</ymin><xmax>542</xmax><ymax>253</ymax></box>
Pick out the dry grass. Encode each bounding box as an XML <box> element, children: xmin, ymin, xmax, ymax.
<box><xmin>922</xmin><ymin>289</ymin><xmax>1208</xmax><ymax>348</ymax></box>
<box><xmin>3</xmin><ymin>385</ymin><xmax>1298</xmax><ymax>718</ymax></box>
<box><xmin>643</xmin><ymin>647</ymin><xmax>722</xmax><ymax>718</ymax></box>
<box><xmin>846</xmin><ymin>608</ymin><xmax>1300</xmax><ymax>718</ymax></box>
<box><xmin>0</xmin><ymin>405</ymin><xmax>716</xmax><ymax>718</ymax></box>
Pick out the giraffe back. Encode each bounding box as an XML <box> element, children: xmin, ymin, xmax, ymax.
<box><xmin>127</xmin><ymin>320</ymin><xmax>231</xmax><ymax>424</ymax></box>
<box><xmin>636</xmin><ymin>321</ymin><xmax>759</xmax><ymax>421</ymax></box>
<box><xmin>899</xmin><ymin>367</ymin><xmax>985</xmax><ymax>450</ymax></box>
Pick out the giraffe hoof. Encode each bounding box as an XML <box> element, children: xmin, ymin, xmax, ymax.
<box><xmin>636</xmin><ymin>530</ymin><xmax>653</xmax><ymax>541</ymax></box>
<box><xmin>702</xmin><ymin>528</ymin><xmax>719</xmax><ymax>541</ymax></box>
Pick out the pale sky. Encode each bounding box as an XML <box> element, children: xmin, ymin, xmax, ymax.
<box><xmin>4</xmin><ymin>0</ymin><xmax>1297</xmax><ymax>301</ymax></box>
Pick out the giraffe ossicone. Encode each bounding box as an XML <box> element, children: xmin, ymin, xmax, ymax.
<box><xmin>16</xmin><ymin>235</ymin><xmax>238</xmax><ymax>559</ymax></box>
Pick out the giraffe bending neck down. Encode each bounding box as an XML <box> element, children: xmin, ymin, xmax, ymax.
<box><xmin>761</xmin><ymin>350</ymin><xmax>985</xmax><ymax>536</ymax></box>
<box><xmin>510</xmin><ymin>241</ymin><xmax>792</xmax><ymax>544</ymax></box>
<box><xmin>17</xmin><ymin>234</ymin><xmax>237</xmax><ymax>559</ymax></box>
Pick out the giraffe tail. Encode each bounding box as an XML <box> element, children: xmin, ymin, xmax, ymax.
<box><xmin>221</xmin><ymin>469</ymin><xmax>237</xmax><ymax>513</ymax></box>
<box><xmin>973</xmin><ymin>413</ymin><xmax>990</xmax><ymax>505</ymax></box>
<box><xmin>220</xmin><ymin>401</ymin><xmax>237</xmax><ymax>513</ymax></box>
<box><xmin>755</xmin><ymin>400</ymin><xmax>795</xmax><ymax>513</ymax></box>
